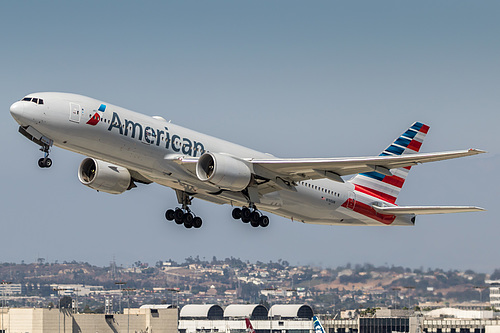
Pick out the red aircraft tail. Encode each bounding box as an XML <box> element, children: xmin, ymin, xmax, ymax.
<box><xmin>245</xmin><ymin>318</ymin><xmax>256</xmax><ymax>333</ymax></box>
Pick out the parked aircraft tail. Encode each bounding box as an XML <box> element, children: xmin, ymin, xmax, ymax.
<box><xmin>245</xmin><ymin>318</ymin><xmax>256</xmax><ymax>333</ymax></box>
<box><xmin>313</xmin><ymin>316</ymin><xmax>326</xmax><ymax>333</ymax></box>
<box><xmin>349</xmin><ymin>121</ymin><xmax>429</xmax><ymax>203</ymax></box>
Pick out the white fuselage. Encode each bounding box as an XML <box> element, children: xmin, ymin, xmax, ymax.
<box><xmin>10</xmin><ymin>92</ymin><xmax>414</xmax><ymax>226</ymax></box>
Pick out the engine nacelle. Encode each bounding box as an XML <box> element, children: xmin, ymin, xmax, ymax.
<box><xmin>78</xmin><ymin>158</ymin><xmax>132</xmax><ymax>194</ymax></box>
<box><xmin>196</xmin><ymin>152</ymin><xmax>252</xmax><ymax>191</ymax></box>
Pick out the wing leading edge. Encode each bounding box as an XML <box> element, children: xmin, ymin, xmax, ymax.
<box><xmin>251</xmin><ymin>148</ymin><xmax>486</xmax><ymax>183</ymax></box>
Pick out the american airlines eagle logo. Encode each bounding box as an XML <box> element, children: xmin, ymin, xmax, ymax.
<box><xmin>86</xmin><ymin>104</ymin><xmax>106</xmax><ymax>126</ymax></box>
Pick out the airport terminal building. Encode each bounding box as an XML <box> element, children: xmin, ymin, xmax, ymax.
<box><xmin>3</xmin><ymin>304</ymin><xmax>500</xmax><ymax>333</ymax></box>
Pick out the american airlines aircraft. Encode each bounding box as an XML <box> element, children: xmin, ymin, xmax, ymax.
<box><xmin>10</xmin><ymin>92</ymin><xmax>485</xmax><ymax>229</ymax></box>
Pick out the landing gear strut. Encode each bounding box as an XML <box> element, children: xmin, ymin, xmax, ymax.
<box><xmin>17</xmin><ymin>126</ymin><xmax>54</xmax><ymax>169</ymax></box>
<box><xmin>38</xmin><ymin>144</ymin><xmax>52</xmax><ymax>168</ymax></box>
<box><xmin>232</xmin><ymin>206</ymin><xmax>269</xmax><ymax>228</ymax></box>
<box><xmin>165</xmin><ymin>190</ymin><xmax>202</xmax><ymax>229</ymax></box>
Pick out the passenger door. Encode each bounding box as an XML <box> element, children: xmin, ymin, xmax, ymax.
<box><xmin>69</xmin><ymin>103</ymin><xmax>81</xmax><ymax>123</ymax></box>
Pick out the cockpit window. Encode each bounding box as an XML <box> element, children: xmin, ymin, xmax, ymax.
<box><xmin>21</xmin><ymin>97</ymin><xmax>44</xmax><ymax>105</ymax></box>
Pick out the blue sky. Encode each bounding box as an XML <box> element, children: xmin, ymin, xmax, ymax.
<box><xmin>0</xmin><ymin>1</ymin><xmax>498</xmax><ymax>271</ymax></box>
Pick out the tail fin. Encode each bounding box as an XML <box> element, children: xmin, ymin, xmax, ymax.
<box><xmin>245</xmin><ymin>318</ymin><xmax>256</xmax><ymax>333</ymax></box>
<box><xmin>313</xmin><ymin>316</ymin><xmax>326</xmax><ymax>333</ymax></box>
<box><xmin>349</xmin><ymin>122</ymin><xmax>430</xmax><ymax>204</ymax></box>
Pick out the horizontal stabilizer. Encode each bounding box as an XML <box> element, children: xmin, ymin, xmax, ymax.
<box><xmin>372</xmin><ymin>205</ymin><xmax>485</xmax><ymax>215</ymax></box>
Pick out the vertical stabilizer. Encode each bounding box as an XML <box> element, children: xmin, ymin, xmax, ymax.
<box><xmin>349</xmin><ymin>122</ymin><xmax>430</xmax><ymax>203</ymax></box>
<box><xmin>313</xmin><ymin>316</ymin><xmax>326</xmax><ymax>333</ymax></box>
<box><xmin>245</xmin><ymin>318</ymin><xmax>256</xmax><ymax>333</ymax></box>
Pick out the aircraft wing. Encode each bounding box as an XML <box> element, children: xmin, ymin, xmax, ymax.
<box><xmin>250</xmin><ymin>149</ymin><xmax>485</xmax><ymax>183</ymax></box>
<box><xmin>372</xmin><ymin>205</ymin><xmax>485</xmax><ymax>215</ymax></box>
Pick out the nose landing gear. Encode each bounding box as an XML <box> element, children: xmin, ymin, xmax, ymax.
<box><xmin>38</xmin><ymin>144</ymin><xmax>52</xmax><ymax>168</ymax></box>
<box><xmin>17</xmin><ymin>126</ymin><xmax>53</xmax><ymax>168</ymax></box>
<box><xmin>232</xmin><ymin>207</ymin><xmax>269</xmax><ymax>227</ymax></box>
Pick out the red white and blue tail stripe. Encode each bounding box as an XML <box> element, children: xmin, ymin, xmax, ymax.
<box><xmin>349</xmin><ymin>122</ymin><xmax>430</xmax><ymax>204</ymax></box>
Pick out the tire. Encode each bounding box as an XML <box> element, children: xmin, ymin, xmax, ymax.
<box><xmin>241</xmin><ymin>217</ymin><xmax>250</xmax><ymax>223</ymax></box>
<box><xmin>174</xmin><ymin>209</ymin><xmax>184</xmax><ymax>224</ymax></box>
<box><xmin>232</xmin><ymin>208</ymin><xmax>242</xmax><ymax>219</ymax></box>
<box><xmin>251</xmin><ymin>211</ymin><xmax>260</xmax><ymax>223</ymax></box>
<box><xmin>184</xmin><ymin>220</ymin><xmax>193</xmax><ymax>228</ymax></box>
<box><xmin>241</xmin><ymin>207</ymin><xmax>251</xmax><ymax>219</ymax></box>
<box><xmin>259</xmin><ymin>215</ymin><xmax>270</xmax><ymax>227</ymax></box>
<box><xmin>38</xmin><ymin>158</ymin><xmax>45</xmax><ymax>168</ymax></box>
<box><xmin>165</xmin><ymin>209</ymin><xmax>175</xmax><ymax>221</ymax></box>
<box><xmin>44</xmin><ymin>158</ymin><xmax>52</xmax><ymax>168</ymax></box>
<box><xmin>193</xmin><ymin>217</ymin><xmax>202</xmax><ymax>228</ymax></box>
<box><xmin>183</xmin><ymin>212</ymin><xmax>194</xmax><ymax>224</ymax></box>
<box><xmin>250</xmin><ymin>219</ymin><xmax>260</xmax><ymax>227</ymax></box>
<box><xmin>174</xmin><ymin>209</ymin><xmax>184</xmax><ymax>221</ymax></box>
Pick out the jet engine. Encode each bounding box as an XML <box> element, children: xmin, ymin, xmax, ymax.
<box><xmin>196</xmin><ymin>152</ymin><xmax>252</xmax><ymax>191</ymax></box>
<box><xmin>78</xmin><ymin>158</ymin><xmax>133</xmax><ymax>194</ymax></box>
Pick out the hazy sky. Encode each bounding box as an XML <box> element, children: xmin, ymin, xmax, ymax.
<box><xmin>0</xmin><ymin>1</ymin><xmax>498</xmax><ymax>272</ymax></box>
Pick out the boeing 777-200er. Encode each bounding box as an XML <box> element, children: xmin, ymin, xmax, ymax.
<box><xmin>10</xmin><ymin>92</ymin><xmax>485</xmax><ymax>229</ymax></box>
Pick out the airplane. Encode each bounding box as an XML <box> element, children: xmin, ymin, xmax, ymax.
<box><xmin>10</xmin><ymin>92</ymin><xmax>485</xmax><ymax>229</ymax></box>
<box><xmin>245</xmin><ymin>317</ymin><xmax>256</xmax><ymax>333</ymax></box>
<box><xmin>312</xmin><ymin>316</ymin><xmax>326</xmax><ymax>333</ymax></box>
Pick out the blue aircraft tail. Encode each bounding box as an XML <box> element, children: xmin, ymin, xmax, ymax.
<box><xmin>313</xmin><ymin>316</ymin><xmax>326</xmax><ymax>333</ymax></box>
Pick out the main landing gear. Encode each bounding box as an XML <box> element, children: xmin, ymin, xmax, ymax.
<box><xmin>232</xmin><ymin>206</ymin><xmax>269</xmax><ymax>228</ymax></box>
<box><xmin>38</xmin><ymin>144</ymin><xmax>52</xmax><ymax>168</ymax></box>
<box><xmin>165</xmin><ymin>208</ymin><xmax>202</xmax><ymax>229</ymax></box>
<box><xmin>165</xmin><ymin>190</ymin><xmax>202</xmax><ymax>229</ymax></box>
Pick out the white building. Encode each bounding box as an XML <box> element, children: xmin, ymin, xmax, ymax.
<box><xmin>49</xmin><ymin>284</ymin><xmax>104</xmax><ymax>296</ymax></box>
<box><xmin>0</xmin><ymin>283</ymin><xmax>21</xmax><ymax>296</ymax></box>
<box><xmin>0</xmin><ymin>306</ymin><xmax>177</xmax><ymax>333</ymax></box>
<box><xmin>487</xmin><ymin>280</ymin><xmax>500</xmax><ymax>309</ymax></box>
<box><xmin>179</xmin><ymin>304</ymin><xmax>313</xmax><ymax>333</ymax></box>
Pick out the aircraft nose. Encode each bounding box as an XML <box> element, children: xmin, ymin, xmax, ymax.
<box><xmin>10</xmin><ymin>101</ymin><xmax>25</xmax><ymax>123</ymax></box>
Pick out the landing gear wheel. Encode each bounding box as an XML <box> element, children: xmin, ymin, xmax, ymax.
<box><xmin>250</xmin><ymin>219</ymin><xmax>260</xmax><ymax>227</ymax></box>
<box><xmin>174</xmin><ymin>208</ymin><xmax>184</xmax><ymax>224</ymax></box>
<box><xmin>251</xmin><ymin>211</ymin><xmax>260</xmax><ymax>223</ymax></box>
<box><xmin>241</xmin><ymin>207</ymin><xmax>252</xmax><ymax>220</ymax></box>
<box><xmin>241</xmin><ymin>217</ymin><xmax>250</xmax><ymax>223</ymax></box>
<box><xmin>183</xmin><ymin>212</ymin><xmax>194</xmax><ymax>224</ymax></box>
<box><xmin>165</xmin><ymin>209</ymin><xmax>175</xmax><ymax>221</ymax></box>
<box><xmin>184</xmin><ymin>220</ymin><xmax>193</xmax><ymax>228</ymax></box>
<box><xmin>232</xmin><ymin>208</ymin><xmax>242</xmax><ymax>220</ymax></box>
<box><xmin>38</xmin><ymin>158</ymin><xmax>52</xmax><ymax>168</ymax></box>
<box><xmin>259</xmin><ymin>215</ymin><xmax>270</xmax><ymax>227</ymax></box>
<box><xmin>174</xmin><ymin>209</ymin><xmax>184</xmax><ymax>221</ymax></box>
<box><xmin>193</xmin><ymin>217</ymin><xmax>202</xmax><ymax>228</ymax></box>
